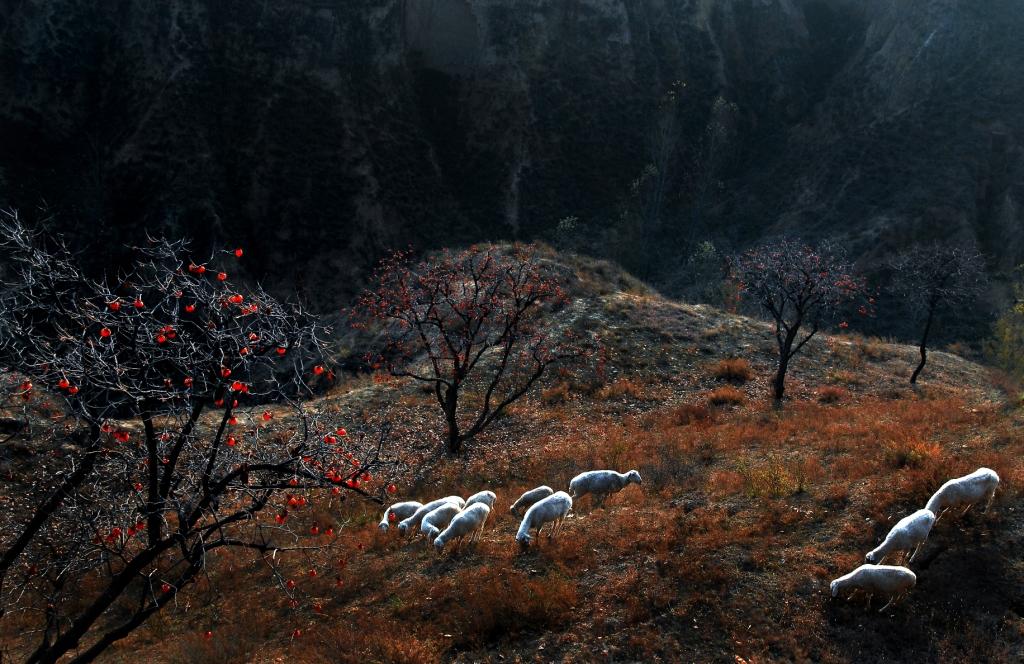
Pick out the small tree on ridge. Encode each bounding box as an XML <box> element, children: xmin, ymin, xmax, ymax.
<box><xmin>358</xmin><ymin>244</ymin><xmax>584</xmax><ymax>456</ymax></box>
<box><xmin>731</xmin><ymin>239</ymin><xmax>864</xmax><ymax>403</ymax></box>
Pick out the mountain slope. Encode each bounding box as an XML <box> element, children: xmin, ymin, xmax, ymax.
<box><xmin>2</xmin><ymin>0</ymin><xmax>1023</xmax><ymax>304</ymax></box>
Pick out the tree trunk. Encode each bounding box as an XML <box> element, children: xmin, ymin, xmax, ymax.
<box><xmin>443</xmin><ymin>386</ymin><xmax>462</xmax><ymax>456</ymax></box>
<box><xmin>910</xmin><ymin>306</ymin><xmax>935</xmax><ymax>385</ymax></box>
<box><xmin>773</xmin><ymin>326</ymin><xmax>798</xmax><ymax>404</ymax></box>
<box><xmin>773</xmin><ymin>351</ymin><xmax>791</xmax><ymax>403</ymax></box>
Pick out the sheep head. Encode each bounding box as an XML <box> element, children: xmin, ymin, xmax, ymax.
<box><xmin>516</xmin><ymin>532</ymin><xmax>532</xmax><ymax>548</ymax></box>
<box><xmin>627</xmin><ymin>470</ymin><xmax>642</xmax><ymax>485</ymax></box>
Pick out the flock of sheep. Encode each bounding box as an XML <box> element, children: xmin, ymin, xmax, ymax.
<box><xmin>376</xmin><ymin>469</ymin><xmax>643</xmax><ymax>552</ymax></box>
<box><xmin>830</xmin><ymin>467</ymin><xmax>1001</xmax><ymax>612</ymax></box>
<box><xmin>373</xmin><ymin>464</ymin><xmax>1000</xmax><ymax>614</ymax></box>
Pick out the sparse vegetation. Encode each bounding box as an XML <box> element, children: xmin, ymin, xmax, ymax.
<box><xmin>710</xmin><ymin>357</ymin><xmax>754</xmax><ymax>383</ymax></box>
<box><xmin>707</xmin><ymin>385</ymin><xmax>745</xmax><ymax>406</ymax></box>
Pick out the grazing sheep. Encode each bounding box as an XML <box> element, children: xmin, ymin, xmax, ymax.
<box><xmin>515</xmin><ymin>491</ymin><xmax>573</xmax><ymax>548</ymax></box>
<box><xmin>866</xmin><ymin>509</ymin><xmax>936</xmax><ymax>565</ymax></box>
<box><xmin>465</xmin><ymin>490</ymin><xmax>497</xmax><ymax>510</ymax></box>
<box><xmin>510</xmin><ymin>485</ymin><xmax>554</xmax><ymax>517</ymax></box>
<box><xmin>568</xmin><ymin>470</ymin><xmax>642</xmax><ymax>508</ymax></box>
<box><xmin>419</xmin><ymin>503</ymin><xmax>462</xmax><ymax>544</ymax></box>
<box><xmin>378</xmin><ymin>501</ymin><xmax>423</xmax><ymax>533</ymax></box>
<box><xmin>397</xmin><ymin>496</ymin><xmax>466</xmax><ymax>536</ymax></box>
<box><xmin>434</xmin><ymin>503</ymin><xmax>491</xmax><ymax>553</ymax></box>
<box><xmin>925</xmin><ymin>467</ymin><xmax>1000</xmax><ymax>521</ymax></box>
<box><xmin>830</xmin><ymin>564</ymin><xmax>917</xmax><ymax>613</ymax></box>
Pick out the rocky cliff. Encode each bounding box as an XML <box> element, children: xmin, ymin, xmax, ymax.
<box><xmin>1</xmin><ymin>0</ymin><xmax>1022</xmax><ymax>307</ymax></box>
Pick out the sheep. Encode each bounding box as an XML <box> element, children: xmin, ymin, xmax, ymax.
<box><xmin>568</xmin><ymin>469</ymin><xmax>642</xmax><ymax>508</ymax></box>
<box><xmin>925</xmin><ymin>467</ymin><xmax>1000</xmax><ymax>521</ymax></box>
<box><xmin>515</xmin><ymin>491</ymin><xmax>572</xmax><ymax>548</ymax></box>
<box><xmin>397</xmin><ymin>496</ymin><xmax>466</xmax><ymax>536</ymax></box>
<box><xmin>377</xmin><ymin>501</ymin><xmax>423</xmax><ymax>533</ymax></box>
<box><xmin>433</xmin><ymin>503</ymin><xmax>491</xmax><ymax>553</ymax></box>
<box><xmin>865</xmin><ymin>508</ymin><xmax>936</xmax><ymax>565</ymax></box>
<box><xmin>465</xmin><ymin>490</ymin><xmax>497</xmax><ymax>510</ymax></box>
<box><xmin>419</xmin><ymin>503</ymin><xmax>462</xmax><ymax>545</ymax></box>
<box><xmin>830</xmin><ymin>564</ymin><xmax>916</xmax><ymax>613</ymax></box>
<box><xmin>509</xmin><ymin>485</ymin><xmax>554</xmax><ymax>517</ymax></box>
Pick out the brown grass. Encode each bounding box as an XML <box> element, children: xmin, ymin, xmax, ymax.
<box><xmin>710</xmin><ymin>358</ymin><xmax>754</xmax><ymax>383</ymax></box>
<box><xmin>707</xmin><ymin>386</ymin><xmax>745</xmax><ymax>406</ymax></box>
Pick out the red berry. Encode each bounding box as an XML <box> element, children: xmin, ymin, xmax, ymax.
<box><xmin>262</xmin><ymin>411</ymin><xmax>273</xmax><ymax>421</ymax></box>
<box><xmin>156</xmin><ymin>334</ymin><xmax>167</xmax><ymax>344</ymax></box>
<box><xmin>203</xmin><ymin>630</ymin><xmax>213</xmax><ymax>640</ymax></box>
<box><xmin>234</xmin><ymin>248</ymin><xmax>243</xmax><ymax>258</ymax></box>
<box><xmin>108</xmin><ymin>301</ymin><xmax>121</xmax><ymax>312</ymax></box>
<box><xmin>308</xmin><ymin>569</ymin><xmax>317</xmax><ymax>578</ymax></box>
<box><xmin>336</xmin><ymin>427</ymin><xmax>347</xmax><ymax>437</ymax></box>
<box><xmin>184</xmin><ymin>377</ymin><xmax>193</xmax><ymax>387</ymax></box>
<box><xmin>184</xmin><ymin>304</ymin><xmax>196</xmax><ymax>313</ymax></box>
<box><xmin>161</xmin><ymin>583</ymin><xmax>171</xmax><ymax>594</ymax></box>
<box><xmin>286</xmin><ymin>579</ymin><xmax>296</xmax><ymax>589</ymax></box>
<box><xmin>133</xmin><ymin>482</ymin><xmax>143</xmax><ymax>491</ymax></box>
<box><xmin>57</xmin><ymin>378</ymin><xmax>70</xmax><ymax>389</ymax></box>
<box><xmin>388</xmin><ymin>512</ymin><xmax>396</xmax><ymax>522</ymax></box>
<box><xmin>217</xmin><ymin>272</ymin><xmax>227</xmax><ymax>281</ymax></box>
<box><xmin>221</xmin><ymin>367</ymin><xmax>231</xmax><ymax>378</ymax></box>
<box><xmin>228</xmin><ymin>416</ymin><xmax>238</xmax><ymax>426</ymax></box>
<box><xmin>313</xmin><ymin>365</ymin><xmax>325</xmax><ymax>375</ymax></box>
<box><xmin>133</xmin><ymin>298</ymin><xmax>144</xmax><ymax>309</ymax></box>
<box><xmin>231</xmin><ymin>381</ymin><xmax>243</xmax><ymax>391</ymax></box>
<box><xmin>228</xmin><ymin>294</ymin><xmax>243</xmax><ymax>304</ymax></box>
<box><xmin>310</xmin><ymin>525</ymin><xmax>320</xmax><ymax>535</ymax></box>
<box><xmin>99</xmin><ymin>327</ymin><xmax>112</xmax><ymax>338</ymax></box>
<box><xmin>226</xmin><ymin>436</ymin><xmax>236</xmax><ymax>447</ymax></box>
<box><xmin>292</xmin><ymin>628</ymin><xmax>302</xmax><ymax>639</ymax></box>
<box><xmin>276</xmin><ymin>347</ymin><xmax>286</xmax><ymax>356</ymax></box>
<box><xmin>387</xmin><ymin>484</ymin><xmax>397</xmax><ymax>494</ymax></box>
<box><xmin>239</xmin><ymin>347</ymin><xmax>249</xmax><ymax>356</ymax></box>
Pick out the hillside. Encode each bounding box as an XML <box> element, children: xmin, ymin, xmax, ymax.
<box><xmin>2</xmin><ymin>0</ymin><xmax>1024</xmax><ymax>307</ymax></box>
<box><xmin>22</xmin><ymin>250</ymin><xmax>1017</xmax><ymax>664</ymax></box>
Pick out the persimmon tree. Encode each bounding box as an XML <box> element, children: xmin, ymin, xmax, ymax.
<box><xmin>731</xmin><ymin>239</ymin><xmax>864</xmax><ymax>403</ymax></box>
<box><xmin>890</xmin><ymin>243</ymin><xmax>986</xmax><ymax>384</ymax></box>
<box><xmin>0</xmin><ymin>210</ymin><xmax>396</xmax><ymax>663</ymax></box>
<box><xmin>358</xmin><ymin>244</ymin><xmax>583</xmax><ymax>456</ymax></box>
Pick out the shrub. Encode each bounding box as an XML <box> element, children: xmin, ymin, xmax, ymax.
<box><xmin>736</xmin><ymin>457</ymin><xmax>797</xmax><ymax>498</ymax></box>
<box><xmin>884</xmin><ymin>434</ymin><xmax>941</xmax><ymax>469</ymax></box>
<box><xmin>710</xmin><ymin>358</ymin><xmax>754</xmax><ymax>383</ymax></box>
<box><xmin>707</xmin><ymin>386</ymin><xmax>744</xmax><ymax>406</ymax></box>
<box><xmin>816</xmin><ymin>385</ymin><xmax>847</xmax><ymax>403</ymax></box>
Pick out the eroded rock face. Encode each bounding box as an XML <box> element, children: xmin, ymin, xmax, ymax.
<box><xmin>1</xmin><ymin>0</ymin><xmax>1021</xmax><ymax>304</ymax></box>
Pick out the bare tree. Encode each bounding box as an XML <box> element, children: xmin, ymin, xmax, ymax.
<box><xmin>357</xmin><ymin>244</ymin><xmax>585</xmax><ymax>456</ymax></box>
<box><xmin>731</xmin><ymin>239</ymin><xmax>865</xmax><ymax>403</ymax></box>
<box><xmin>890</xmin><ymin>243</ymin><xmax>987</xmax><ymax>384</ymax></box>
<box><xmin>0</xmin><ymin>210</ymin><xmax>396</xmax><ymax>663</ymax></box>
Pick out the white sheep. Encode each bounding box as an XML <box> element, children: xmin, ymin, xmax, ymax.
<box><xmin>419</xmin><ymin>503</ymin><xmax>462</xmax><ymax>544</ymax></box>
<box><xmin>433</xmin><ymin>503</ymin><xmax>491</xmax><ymax>553</ymax></box>
<box><xmin>865</xmin><ymin>508</ymin><xmax>936</xmax><ymax>565</ymax></box>
<box><xmin>465</xmin><ymin>490</ymin><xmax>497</xmax><ymax>510</ymax></box>
<box><xmin>568</xmin><ymin>469</ymin><xmax>642</xmax><ymax>508</ymax></box>
<box><xmin>515</xmin><ymin>491</ymin><xmax>572</xmax><ymax>548</ymax></box>
<box><xmin>925</xmin><ymin>467</ymin><xmax>1000</xmax><ymax>521</ymax></box>
<box><xmin>397</xmin><ymin>496</ymin><xmax>466</xmax><ymax>536</ymax></box>
<box><xmin>509</xmin><ymin>485</ymin><xmax>554</xmax><ymax>517</ymax></box>
<box><xmin>377</xmin><ymin>501</ymin><xmax>423</xmax><ymax>533</ymax></box>
<box><xmin>830</xmin><ymin>564</ymin><xmax>917</xmax><ymax>613</ymax></box>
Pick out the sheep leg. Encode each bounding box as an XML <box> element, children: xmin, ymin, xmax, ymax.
<box><xmin>878</xmin><ymin>594</ymin><xmax>897</xmax><ymax>613</ymax></box>
<box><xmin>934</xmin><ymin>507</ymin><xmax>948</xmax><ymax>524</ymax></box>
<box><xmin>848</xmin><ymin>588</ymin><xmax>862</xmax><ymax>601</ymax></box>
<box><xmin>984</xmin><ymin>489</ymin><xmax>996</xmax><ymax>512</ymax></box>
<box><xmin>908</xmin><ymin>543</ymin><xmax>922</xmax><ymax>563</ymax></box>
<box><xmin>961</xmin><ymin>503</ymin><xmax>973</xmax><ymax>517</ymax></box>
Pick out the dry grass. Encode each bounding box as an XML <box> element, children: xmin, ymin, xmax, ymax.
<box><xmin>817</xmin><ymin>385</ymin><xmax>847</xmax><ymax>403</ymax></box>
<box><xmin>710</xmin><ymin>358</ymin><xmax>755</xmax><ymax>383</ymax></box>
<box><xmin>707</xmin><ymin>385</ymin><xmax>745</xmax><ymax>406</ymax></box>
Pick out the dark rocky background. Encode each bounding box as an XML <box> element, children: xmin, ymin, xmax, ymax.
<box><xmin>2</xmin><ymin>0</ymin><xmax>1022</xmax><ymax>336</ymax></box>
